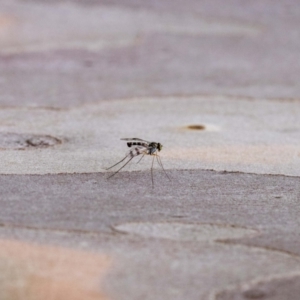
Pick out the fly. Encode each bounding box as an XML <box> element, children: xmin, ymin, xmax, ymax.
<box><xmin>106</xmin><ymin>138</ymin><xmax>170</xmax><ymax>187</ymax></box>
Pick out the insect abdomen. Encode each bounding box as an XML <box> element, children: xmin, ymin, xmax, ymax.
<box><xmin>127</xmin><ymin>142</ymin><xmax>147</xmax><ymax>148</ymax></box>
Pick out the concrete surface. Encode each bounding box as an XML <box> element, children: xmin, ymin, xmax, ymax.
<box><xmin>0</xmin><ymin>96</ymin><xmax>299</xmax><ymax>176</ymax></box>
<box><xmin>0</xmin><ymin>0</ymin><xmax>300</xmax><ymax>299</ymax></box>
<box><xmin>0</xmin><ymin>239</ymin><xmax>110</xmax><ymax>300</ymax></box>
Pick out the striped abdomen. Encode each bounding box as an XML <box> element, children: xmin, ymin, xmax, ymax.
<box><xmin>127</xmin><ymin>142</ymin><xmax>148</xmax><ymax>148</ymax></box>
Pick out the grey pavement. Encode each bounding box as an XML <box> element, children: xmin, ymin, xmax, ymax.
<box><xmin>0</xmin><ymin>0</ymin><xmax>300</xmax><ymax>299</ymax></box>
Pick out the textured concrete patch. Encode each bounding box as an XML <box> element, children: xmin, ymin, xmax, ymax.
<box><xmin>214</xmin><ymin>273</ymin><xmax>300</xmax><ymax>300</ymax></box>
<box><xmin>113</xmin><ymin>222</ymin><xmax>258</xmax><ymax>242</ymax></box>
<box><xmin>104</xmin><ymin>242</ymin><xmax>300</xmax><ymax>300</ymax></box>
<box><xmin>0</xmin><ymin>96</ymin><xmax>299</xmax><ymax>176</ymax></box>
<box><xmin>0</xmin><ymin>1</ymin><xmax>259</xmax><ymax>54</ymax></box>
<box><xmin>0</xmin><ymin>170</ymin><xmax>298</xmax><ymax>249</ymax></box>
<box><xmin>0</xmin><ymin>239</ymin><xmax>110</xmax><ymax>300</ymax></box>
<box><xmin>0</xmin><ymin>14</ymin><xmax>14</xmax><ymax>29</ymax></box>
<box><xmin>0</xmin><ymin>132</ymin><xmax>61</xmax><ymax>150</ymax></box>
<box><xmin>0</xmin><ymin>170</ymin><xmax>299</xmax><ymax>299</ymax></box>
<box><xmin>1</xmin><ymin>230</ymin><xmax>300</xmax><ymax>300</ymax></box>
<box><xmin>1</xmin><ymin>0</ymin><xmax>300</xmax><ymax>108</ymax></box>
<box><xmin>0</xmin><ymin>0</ymin><xmax>300</xmax><ymax>107</ymax></box>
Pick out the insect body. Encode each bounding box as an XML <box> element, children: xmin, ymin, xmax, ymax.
<box><xmin>106</xmin><ymin>138</ymin><xmax>170</xmax><ymax>187</ymax></box>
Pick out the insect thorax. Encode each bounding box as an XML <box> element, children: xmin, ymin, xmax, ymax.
<box><xmin>148</xmin><ymin>142</ymin><xmax>162</xmax><ymax>153</ymax></box>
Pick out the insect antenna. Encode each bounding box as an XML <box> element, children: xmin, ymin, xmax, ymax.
<box><xmin>156</xmin><ymin>155</ymin><xmax>171</xmax><ymax>181</ymax></box>
<box><xmin>107</xmin><ymin>157</ymin><xmax>134</xmax><ymax>179</ymax></box>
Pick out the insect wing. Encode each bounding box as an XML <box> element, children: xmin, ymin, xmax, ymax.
<box><xmin>121</xmin><ymin>138</ymin><xmax>150</xmax><ymax>144</ymax></box>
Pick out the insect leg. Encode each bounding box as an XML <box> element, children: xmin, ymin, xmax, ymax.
<box><xmin>151</xmin><ymin>155</ymin><xmax>155</xmax><ymax>188</ymax></box>
<box><xmin>136</xmin><ymin>154</ymin><xmax>145</xmax><ymax>164</ymax></box>
<box><xmin>156</xmin><ymin>155</ymin><xmax>171</xmax><ymax>181</ymax></box>
<box><xmin>107</xmin><ymin>157</ymin><xmax>134</xmax><ymax>179</ymax></box>
<box><xmin>105</xmin><ymin>154</ymin><xmax>130</xmax><ymax>170</ymax></box>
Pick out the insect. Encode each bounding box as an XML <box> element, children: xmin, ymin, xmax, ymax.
<box><xmin>106</xmin><ymin>138</ymin><xmax>170</xmax><ymax>187</ymax></box>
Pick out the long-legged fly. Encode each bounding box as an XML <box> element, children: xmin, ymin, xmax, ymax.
<box><xmin>106</xmin><ymin>138</ymin><xmax>170</xmax><ymax>187</ymax></box>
